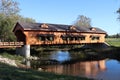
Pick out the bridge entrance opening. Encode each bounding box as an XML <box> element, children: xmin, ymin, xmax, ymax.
<box><xmin>15</xmin><ymin>30</ymin><xmax>26</xmax><ymax>44</ymax></box>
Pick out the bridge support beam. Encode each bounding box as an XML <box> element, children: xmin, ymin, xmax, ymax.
<box><xmin>16</xmin><ymin>45</ymin><xmax>30</xmax><ymax>58</ymax></box>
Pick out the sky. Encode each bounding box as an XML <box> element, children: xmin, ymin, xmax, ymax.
<box><xmin>16</xmin><ymin>0</ymin><xmax>120</xmax><ymax>35</ymax></box>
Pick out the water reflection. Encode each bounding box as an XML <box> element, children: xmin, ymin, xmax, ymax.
<box><xmin>28</xmin><ymin>50</ymin><xmax>120</xmax><ymax>80</ymax></box>
<box><xmin>50</xmin><ymin>51</ymin><xmax>71</xmax><ymax>62</ymax></box>
<box><xmin>43</xmin><ymin>60</ymin><xmax>106</xmax><ymax>78</ymax></box>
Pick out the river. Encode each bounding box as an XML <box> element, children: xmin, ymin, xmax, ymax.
<box><xmin>28</xmin><ymin>50</ymin><xmax>120</xmax><ymax>80</ymax></box>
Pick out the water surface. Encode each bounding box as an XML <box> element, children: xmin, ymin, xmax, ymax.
<box><xmin>30</xmin><ymin>50</ymin><xmax>120</xmax><ymax>80</ymax></box>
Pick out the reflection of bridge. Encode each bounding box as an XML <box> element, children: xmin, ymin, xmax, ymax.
<box><xmin>12</xmin><ymin>22</ymin><xmax>106</xmax><ymax>58</ymax></box>
<box><xmin>0</xmin><ymin>42</ymin><xmax>24</xmax><ymax>48</ymax></box>
<box><xmin>44</xmin><ymin>60</ymin><xmax>106</xmax><ymax>77</ymax></box>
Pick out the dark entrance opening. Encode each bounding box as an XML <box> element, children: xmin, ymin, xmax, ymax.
<box><xmin>15</xmin><ymin>30</ymin><xmax>26</xmax><ymax>44</ymax></box>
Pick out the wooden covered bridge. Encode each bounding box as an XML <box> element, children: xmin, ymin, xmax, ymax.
<box><xmin>12</xmin><ymin>22</ymin><xmax>106</xmax><ymax>57</ymax></box>
<box><xmin>13</xmin><ymin>22</ymin><xmax>106</xmax><ymax>45</ymax></box>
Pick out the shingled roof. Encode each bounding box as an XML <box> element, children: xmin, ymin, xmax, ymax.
<box><xmin>13</xmin><ymin>22</ymin><xmax>106</xmax><ymax>34</ymax></box>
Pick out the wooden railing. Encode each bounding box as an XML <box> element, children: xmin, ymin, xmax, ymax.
<box><xmin>0</xmin><ymin>42</ymin><xmax>24</xmax><ymax>48</ymax></box>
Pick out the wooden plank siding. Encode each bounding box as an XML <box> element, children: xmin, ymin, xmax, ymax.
<box><xmin>24</xmin><ymin>31</ymin><xmax>105</xmax><ymax>45</ymax></box>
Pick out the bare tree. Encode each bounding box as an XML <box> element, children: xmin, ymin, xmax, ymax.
<box><xmin>0</xmin><ymin>0</ymin><xmax>20</xmax><ymax>15</ymax></box>
<box><xmin>74</xmin><ymin>15</ymin><xmax>91</xmax><ymax>28</ymax></box>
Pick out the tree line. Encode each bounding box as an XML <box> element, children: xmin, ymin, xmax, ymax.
<box><xmin>106</xmin><ymin>33</ymin><xmax>120</xmax><ymax>38</ymax></box>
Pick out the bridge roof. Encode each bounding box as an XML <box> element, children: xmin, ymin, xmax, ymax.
<box><xmin>13</xmin><ymin>22</ymin><xmax>106</xmax><ymax>34</ymax></box>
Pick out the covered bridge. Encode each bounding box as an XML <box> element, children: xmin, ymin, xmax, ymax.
<box><xmin>13</xmin><ymin>22</ymin><xmax>106</xmax><ymax>45</ymax></box>
<box><xmin>13</xmin><ymin>22</ymin><xmax>106</xmax><ymax>58</ymax></box>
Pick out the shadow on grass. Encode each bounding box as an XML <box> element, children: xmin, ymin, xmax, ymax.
<box><xmin>0</xmin><ymin>48</ymin><xmax>16</xmax><ymax>55</ymax></box>
<box><xmin>0</xmin><ymin>63</ymin><xmax>93</xmax><ymax>80</ymax></box>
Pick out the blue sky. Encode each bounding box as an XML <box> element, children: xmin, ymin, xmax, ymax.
<box><xmin>17</xmin><ymin>0</ymin><xmax>120</xmax><ymax>35</ymax></box>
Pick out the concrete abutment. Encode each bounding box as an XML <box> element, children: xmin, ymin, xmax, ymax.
<box><xmin>16</xmin><ymin>45</ymin><xmax>30</xmax><ymax>58</ymax></box>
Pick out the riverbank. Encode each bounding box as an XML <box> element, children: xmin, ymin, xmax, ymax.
<box><xmin>0</xmin><ymin>62</ymin><xmax>93</xmax><ymax>80</ymax></box>
<box><xmin>0</xmin><ymin>49</ymin><xmax>92</xmax><ymax>80</ymax></box>
<box><xmin>0</xmin><ymin>55</ymin><xmax>17</xmax><ymax>67</ymax></box>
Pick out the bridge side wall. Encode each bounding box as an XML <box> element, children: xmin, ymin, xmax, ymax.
<box><xmin>23</xmin><ymin>31</ymin><xmax>106</xmax><ymax>45</ymax></box>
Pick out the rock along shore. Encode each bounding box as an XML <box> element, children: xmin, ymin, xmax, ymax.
<box><xmin>0</xmin><ymin>55</ymin><xmax>17</xmax><ymax>67</ymax></box>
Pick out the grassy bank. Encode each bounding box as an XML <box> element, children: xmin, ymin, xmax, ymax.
<box><xmin>0</xmin><ymin>63</ymin><xmax>92</xmax><ymax>80</ymax></box>
<box><xmin>105</xmin><ymin>38</ymin><xmax>120</xmax><ymax>47</ymax></box>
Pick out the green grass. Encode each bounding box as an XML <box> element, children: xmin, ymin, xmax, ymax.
<box><xmin>0</xmin><ymin>63</ymin><xmax>92</xmax><ymax>80</ymax></box>
<box><xmin>105</xmin><ymin>38</ymin><xmax>120</xmax><ymax>47</ymax></box>
<box><xmin>0</xmin><ymin>52</ymin><xmax>24</xmax><ymax>61</ymax></box>
<box><xmin>0</xmin><ymin>49</ymin><xmax>24</xmax><ymax>61</ymax></box>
